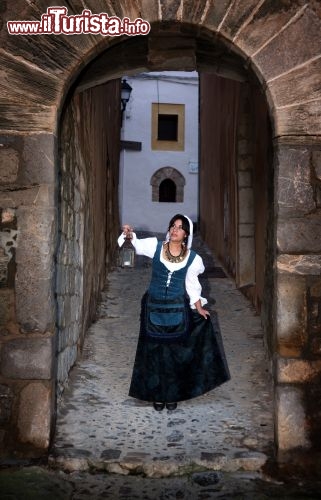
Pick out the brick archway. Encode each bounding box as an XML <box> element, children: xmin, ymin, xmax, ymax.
<box><xmin>1</xmin><ymin>1</ymin><xmax>321</xmax><ymax>459</ymax></box>
<box><xmin>151</xmin><ymin>167</ymin><xmax>185</xmax><ymax>203</ymax></box>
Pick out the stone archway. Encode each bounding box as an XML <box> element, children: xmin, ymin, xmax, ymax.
<box><xmin>0</xmin><ymin>1</ymin><xmax>321</xmax><ymax>460</ymax></box>
<box><xmin>151</xmin><ymin>167</ymin><xmax>185</xmax><ymax>203</ymax></box>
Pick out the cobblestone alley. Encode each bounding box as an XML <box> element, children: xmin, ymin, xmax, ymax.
<box><xmin>50</xmin><ymin>236</ymin><xmax>274</xmax><ymax>477</ymax></box>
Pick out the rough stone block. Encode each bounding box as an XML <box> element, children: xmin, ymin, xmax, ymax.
<box><xmin>277</xmin><ymin>214</ymin><xmax>321</xmax><ymax>253</ymax></box>
<box><xmin>236</xmin><ymin>2</ymin><xmax>307</xmax><ymax>57</ymax></box>
<box><xmin>238</xmin><ymin>157</ymin><xmax>253</xmax><ymax>171</ymax></box>
<box><xmin>71</xmin><ymin>295</ymin><xmax>81</xmax><ymax>322</ymax></box>
<box><xmin>0</xmin><ymin>147</ymin><xmax>19</xmax><ymax>183</ymax></box>
<box><xmin>276</xmin><ymin>357</ymin><xmax>321</xmax><ymax>384</ymax></box>
<box><xmin>15</xmin><ymin>276</ymin><xmax>55</xmax><ymax>333</ymax></box>
<box><xmin>275</xmin><ymin>385</ymin><xmax>310</xmax><ymax>450</ymax></box>
<box><xmin>238</xmin><ymin>139</ymin><xmax>252</xmax><ymax>156</ymax></box>
<box><xmin>21</xmin><ymin>134</ymin><xmax>56</xmax><ymax>185</ymax></box>
<box><xmin>269</xmin><ymin>57</ymin><xmax>321</xmax><ymax>109</ymax></box>
<box><xmin>16</xmin><ymin>206</ymin><xmax>56</xmax><ymax>276</ymax></box>
<box><xmin>276</xmin><ymin>273</ymin><xmax>307</xmax><ymax>356</ymax></box>
<box><xmin>15</xmin><ymin>206</ymin><xmax>57</xmax><ymax>332</ymax></box>
<box><xmin>238</xmin><ymin>236</ymin><xmax>255</xmax><ymax>286</ymax></box>
<box><xmin>0</xmin><ymin>187</ymin><xmax>43</xmax><ymax>208</ymax></box>
<box><xmin>1</xmin><ymin>337</ymin><xmax>54</xmax><ymax>379</ymax></box>
<box><xmin>238</xmin><ymin>171</ymin><xmax>252</xmax><ymax>188</ymax></box>
<box><xmin>253</xmin><ymin>7</ymin><xmax>321</xmax><ymax>82</ymax></box>
<box><xmin>238</xmin><ymin>223</ymin><xmax>254</xmax><ymax>238</ymax></box>
<box><xmin>32</xmin><ymin>185</ymin><xmax>56</xmax><ymax>208</ymax></box>
<box><xmin>200</xmin><ymin>0</ymin><xmax>231</xmax><ymax>31</ymax></box>
<box><xmin>276</xmin><ymin>147</ymin><xmax>315</xmax><ymax>216</ymax></box>
<box><xmin>277</xmin><ymin>254</ymin><xmax>321</xmax><ymax>276</ymax></box>
<box><xmin>217</xmin><ymin>0</ymin><xmax>262</xmax><ymax>41</ymax></box>
<box><xmin>275</xmin><ymin>100</ymin><xmax>321</xmax><ymax>136</ymax></box>
<box><xmin>18</xmin><ymin>382</ymin><xmax>52</xmax><ymax>449</ymax></box>
<box><xmin>238</xmin><ymin>187</ymin><xmax>254</xmax><ymax>223</ymax></box>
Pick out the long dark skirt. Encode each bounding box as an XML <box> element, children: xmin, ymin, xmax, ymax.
<box><xmin>129</xmin><ymin>295</ymin><xmax>230</xmax><ymax>403</ymax></box>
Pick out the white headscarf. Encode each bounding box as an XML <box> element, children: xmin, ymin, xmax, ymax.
<box><xmin>165</xmin><ymin>214</ymin><xmax>194</xmax><ymax>249</ymax></box>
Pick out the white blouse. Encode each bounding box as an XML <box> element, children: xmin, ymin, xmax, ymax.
<box><xmin>118</xmin><ymin>233</ymin><xmax>208</xmax><ymax>309</ymax></box>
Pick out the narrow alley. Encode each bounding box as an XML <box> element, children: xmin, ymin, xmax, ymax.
<box><xmin>50</xmin><ymin>236</ymin><xmax>274</xmax><ymax>476</ymax></box>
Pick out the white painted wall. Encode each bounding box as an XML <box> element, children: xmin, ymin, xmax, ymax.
<box><xmin>119</xmin><ymin>71</ymin><xmax>199</xmax><ymax>234</ymax></box>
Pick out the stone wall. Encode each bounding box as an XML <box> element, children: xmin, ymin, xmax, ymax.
<box><xmin>274</xmin><ymin>143</ymin><xmax>321</xmax><ymax>453</ymax></box>
<box><xmin>57</xmin><ymin>80</ymin><xmax>121</xmax><ymax>395</ymax></box>
<box><xmin>0</xmin><ymin>81</ymin><xmax>120</xmax><ymax>456</ymax></box>
<box><xmin>0</xmin><ymin>133</ymin><xmax>57</xmax><ymax>455</ymax></box>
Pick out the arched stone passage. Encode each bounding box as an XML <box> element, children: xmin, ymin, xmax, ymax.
<box><xmin>0</xmin><ymin>1</ymin><xmax>321</xmax><ymax>461</ymax></box>
<box><xmin>151</xmin><ymin>167</ymin><xmax>185</xmax><ymax>203</ymax></box>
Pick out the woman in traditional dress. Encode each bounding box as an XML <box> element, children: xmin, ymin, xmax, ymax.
<box><xmin>118</xmin><ymin>214</ymin><xmax>230</xmax><ymax>411</ymax></box>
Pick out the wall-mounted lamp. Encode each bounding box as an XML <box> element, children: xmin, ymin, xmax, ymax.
<box><xmin>121</xmin><ymin>79</ymin><xmax>132</xmax><ymax>126</ymax></box>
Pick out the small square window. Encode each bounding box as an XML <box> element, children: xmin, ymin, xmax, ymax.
<box><xmin>157</xmin><ymin>114</ymin><xmax>178</xmax><ymax>141</ymax></box>
<box><xmin>152</xmin><ymin>103</ymin><xmax>184</xmax><ymax>151</ymax></box>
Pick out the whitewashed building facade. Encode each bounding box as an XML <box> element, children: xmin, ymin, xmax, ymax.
<box><xmin>119</xmin><ymin>71</ymin><xmax>199</xmax><ymax>233</ymax></box>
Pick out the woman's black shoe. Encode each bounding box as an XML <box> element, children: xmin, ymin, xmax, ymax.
<box><xmin>153</xmin><ymin>402</ymin><xmax>165</xmax><ymax>411</ymax></box>
<box><xmin>166</xmin><ymin>402</ymin><xmax>177</xmax><ymax>411</ymax></box>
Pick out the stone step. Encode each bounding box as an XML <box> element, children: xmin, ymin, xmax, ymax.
<box><xmin>48</xmin><ymin>450</ymin><xmax>268</xmax><ymax>477</ymax></box>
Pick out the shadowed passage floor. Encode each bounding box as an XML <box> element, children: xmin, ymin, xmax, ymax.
<box><xmin>51</xmin><ymin>237</ymin><xmax>274</xmax><ymax>475</ymax></box>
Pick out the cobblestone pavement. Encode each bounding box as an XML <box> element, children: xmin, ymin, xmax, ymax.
<box><xmin>2</xmin><ymin>238</ymin><xmax>321</xmax><ymax>498</ymax></box>
<box><xmin>1</xmin><ymin>465</ymin><xmax>321</xmax><ymax>499</ymax></box>
<box><xmin>50</xmin><ymin>236</ymin><xmax>274</xmax><ymax>476</ymax></box>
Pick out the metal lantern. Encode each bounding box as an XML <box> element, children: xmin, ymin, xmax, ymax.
<box><xmin>120</xmin><ymin>79</ymin><xmax>133</xmax><ymax>126</ymax></box>
<box><xmin>119</xmin><ymin>234</ymin><xmax>135</xmax><ymax>268</ymax></box>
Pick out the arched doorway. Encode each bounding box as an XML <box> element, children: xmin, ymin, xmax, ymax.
<box><xmin>151</xmin><ymin>167</ymin><xmax>186</xmax><ymax>204</ymax></box>
<box><xmin>56</xmin><ymin>29</ymin><xmax>274</xmax><ymax>464</ymax></box>
<box><xmin>1</xmin><ymin>3</ymin><xmax>320</xmax><ymax>461</ymax></box>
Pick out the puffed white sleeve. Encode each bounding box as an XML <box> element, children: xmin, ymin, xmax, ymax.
<box><xmin>117</xmin><ymin>232</ymin><xmax>158</xmax><ymax>259</ymax></box>
<box><xmin>185</xmin><ymin>254</ymin><xmax>208</xmax><ymax>308</ymax></box>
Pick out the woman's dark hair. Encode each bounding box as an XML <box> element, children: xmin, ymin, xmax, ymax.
<box><xmin>168</xmin><ymin>214</ymin><xmax>190</xmax><ymax>238</ymax></box>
